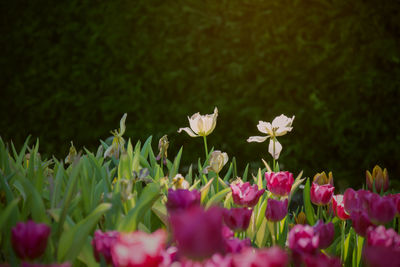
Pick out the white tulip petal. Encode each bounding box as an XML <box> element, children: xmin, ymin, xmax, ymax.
<box><xmin>268</xmin><ymin>139</ymin><xmax>282</xmax><ymax>160</ymax></box>
<box><xmin>247</xmin><ymin>136</ymin><xmax>269</xmax><ymax>143</ymax></box>
<box><xmin>197</xmin><ymin>117</ymin><xmax>205</xmax><ymax>136</ymax></box>
<box><xmin>188</xmin><ymin>113</ymin><xmax>200</xmax><ymax>134</ymax></box>
<box><xmin>222</xmin><ymin>152</ymin><xmax>229</xmax><ymax>165</ymax></box>
<box><xmin>272</xmin><ymin>114</ymin><xmax>291</xmax><ymax>128</ymax></box>
<box><xmin>257</xmin><ymin>121</ymin><xmax>270</xmax><ymax>134</ymax></box>
<box><xmin>178</xmin><ymin>127</ymin><xmax>199</xmax><ymax>137</ymax></box>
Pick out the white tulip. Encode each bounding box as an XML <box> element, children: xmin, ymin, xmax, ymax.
<box><xmin>178</xmin><ymin>107</ymin><xmax>218</xmax><ymax>137</ymax></box>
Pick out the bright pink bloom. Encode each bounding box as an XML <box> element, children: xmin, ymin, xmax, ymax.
<box><xmin>363</xmin><ymin>245</ymin><xmax>400</xmax><ymax>267</ymax></box>
<box><xmin>332</xmin><ymin>195</ymin><xmax>350</xmax><ymax>220</ymax></box>
<box><xmin>350</xmin><ymin>211</ymin><xmax>374</xmax><ymax>236</ymax></box>
<box><xmin>166</xmin><ymin>189</ymin><xmax>201</xmax><ymax>213</ymax></box>
<box><xmin>180</xmin><ymin>253</ymin><xmax>233</xmax><ymax>267</ymax></box>
<box><xmin>301</xmin><ymin>253</ymin><xmax>342</xmax><ymax>267</ymax></box>
<box><xmin>92</xmin><ymin>230</ymin><xmax>119</xmax><ymax>264</ymax></box>
<box><xmin>160</xmin><ymin>246</ymin><xmax>178</xmax><ymax>267</ymax></box>
<box><xmin>313</xmin><ymin>220</ymin><xmax>334</xmax><ymax>249</ymax></box>
<box><xmin>310</xmin><ymin>182</ymin><xmax>334</xmax><ymax>206</ymax></box>
<box><xmin>111</xmin><ymin>229</ymin><xmax>166</xmax><ymax>267</ymax></box>
<box><xmin>366</xmin><ymin>226</ymin><xmax>400</xmax><ymax>248</ymax></box>
<box><xmin>11</xmin><ymin>220</ymin><xmax>51</xmax><ymax>260</ymax></box>
<box><xmin>170</xmin><ymin>207</ymin><xmax>225</xmax><ymax>260</ymax></box>
<box><xmin>265</xmin><ymin>171</ymin><xmax>294</xmax><ymax>197</ymax></box>
<box><xmin>224</xmin><ymin>238</ymin><xmax>251</xmax><ymax>254</ymax></box>
<box><xmin>343</xmin><ymin>188</ymin><xmax>371</xmax><ymax>214</ymax></box>
<box><xmin>389</xmin><ymin>193</ymin><xmax>400</xmax><ymax>216</ymax></box>
<box><xmin>222</xmin><ymin>225</ymin><xmax>234</xmax><ymax>239</ymax></box>
<box><xmin>288</xmin><ymin>225</ymin><xmax>319</xmax><ymax>255</ymax></box>
<box><xmin>265</xmin><ymin>198</ymin><xmax>288</xmax><ymax>222</ymax></box>
<box><xmin>231</xmin><ymin>247</ymin><xmax>289</xmax><ymax>267</ymax></box>
<box><xmin>223</xmin><ymin>207</ymin><xmax>252</xmax><ymax>232</ymax></box>
<box><xmin>230</xmin><ymin>182</ymin><xmax>265</xmax><ymax>207</ymax></box>
<box><xmin>367</xmin><ymin>194</ymin><xmax>396</xmax><ymax>225</ymax></box>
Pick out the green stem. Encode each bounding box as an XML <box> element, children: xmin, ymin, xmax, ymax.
<box><xmin>272</xmin><ymin>137</ymin><xmax>276</xmax><ymax>171</ymax></box>
<box><xmin>216</xmin><ymin>174</ymin><xmax>219</xmax><ymax>193</ymax></box>
<box><xmin>317</xmin><ymin>206</ymin><xmax>321</xmax><ymax>220</ymax></box>
<box><xmin>203</xmin><ymin>135</ymin><xmax>208</xmax><ymax>160</ymax></box>
<box><xmin>340</xmin><ymin>220</ymin><xmax>346</xmax><ymax>262</ymax></box>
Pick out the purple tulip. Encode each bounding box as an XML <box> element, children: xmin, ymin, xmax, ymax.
<box><xmin>288</xmin><ymin>224</ymin><xmax>319</xmax><ymax>255</ymax></box>
<box><xmin>350</xmin><ymin>210</ymin><xmax>374</xmax><ymax>236</ymax></box>
<box><xmin>170</xmin><ymin>206</ymin><xmax>225</xmax><ymax>260</ymax></box>
<box><xmin>366</xmin><ymin>225</ymin><xmax>400</xmax><ymax>248</ymax></box>
<box><xmin>301</xmin><ymin>253</ymin><xmax>342</xmax><ymax>267</ymax></box>
<box><xmin>313</xmin><ymin>220</ymin><xmax>334</xmax><ymax>249</ymax></box>
<box><xmin>21</xmin><ymin>264</ymin><xmax>71</xmax><ymax>267</ymax></box>
<box><xmin>363</xmin><ymin>245</ymin><xmax>400</xmax><ymax>267</ymax></box>
<box><xmin>224</xmin><ymin>238</ymin><xmax>251</xmax><ymax>254</ymax></box>
<box><xmin>222</xmin><ymin>225</ymin><xmax>234</xmax><ymax>239</ymax></box>
<box><xmin>343</xmin><ymin>188</ymin><xmax>371</xmax><ymax>215</ymax></box>
<box><xmin>111</xmin><ymin>229</ymin><xmax>166</xmax><ymax>267</ymax></box>
<box><xmin>389</xmin><ymin>193</ymin><xmax>400</xmax><ymax>217</ymax></box>
<box><xmin>166</xmin><ymin>189</ymin><xmax>201</xmax><ymax>213</ymax></box>
<box><xmin>91</xmin><ymin>230</ymin><xmax>119</xmax><ymax>264</ymax></box>
<box><xmin>230</xmin><ymin>182</ymin><xmax>265</xmax><ymax>207</ymax></box>
<box><xmin>265</xmin><ymin>171</ymin><xmax>294</xmax><ymax>197</ymax></box>
<box><xmin>265</xmin><ymin>198</ymin><xmax>288</xmax><ymax>222</ymax></box>
<box><xmin>223</xmin><ymin>207</ymin><xmax>253</xmax><ymax>232</ymax></box>
<box><xmin>367</xmin><ymin>194</ymin><xmax>396</xmax><ymax>225</ymax></box>
<box><xmin>310</xmin><ymin>182</ymin><xmax>334</xmax><ymax>206</ymax></box>
<box><xmin>11</xmin><ymin>220</ymin><xmax>51</xmax><ymax>260</ymax></box>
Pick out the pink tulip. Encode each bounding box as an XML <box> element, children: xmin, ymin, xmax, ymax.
<box><xmin>224</xmin><ymin>238</ymin><xmax>251</xmax><ymax>254</ymax></box>
<box><xmin>160</xmin><ymin>246</ymin><xmax>178</xmax><ymax>267</ymax></box>
<box><xmin>265</xmin><ymin>171</ymin><xmax>294</xmax><ymax>197</ymax></box>
<box><xmin>265</xmin><ymin>198</ymin><xmax>288</xmax><ymax>222</ymax></box>
<box><xmin>301</xmin><ymin>253</ymin><xmax>342</xmax><ymax>267</ymax></box>
<box><xmin>343</xmin><ymin>188</ymin><xmax>371</xmax><ymax>214</ymax></box>
<box><xmin>350</xmin><ymin>211</ymin><xmax>374</xmax><ymax>236</ymax></box>
<box><xmin>111</xmin><ymin>229</ymin><xmax>166</xmax><ymax>267</ymax></box>
<box><xmin>366</xmin><ymin>226</ymin><xmax>400</xmax><ymax>248</ymax></box>
<box><xmin>230</xmin><ymin>182</ymin><xmax>265</xmax><ymax>207</ymax></box>
<box><xmin>21</xmin><ymin>264</ymin><xmax>71</xmax><ymax>267</ymax></box>
<box><xmin>363</xmin><ymin>245</ymin><xmax>400</xmax><ymax>267</ymax></box>
<box><xmin>332</xmin><ymin>195</ymin><xmax>350</xmax><ymax>220</ymax></box>
<box><xmin>180</xmin><ymin>253</ymin><xmax>233</xmax><ymax>267</ymax></box>
<box><xmin>310</xmin><ymin>182</ymin><xmax>334</xmax><ymax>206</ymax></box>
<box><xmin>170</xmin><ymin>207</ymin><xmax>225</xmax><ymax>260</ymax></box>
<box><xmin>166</xmin><ymin>189</ymin><xmax>201</xmax><ymax>213</ymax></box>
<box><xmin>223</xmin><ymin>207</ymin><xmax>252</xmax><ymax>232</ymax></box>
<box><xmin>231</xmin><ymin>247</ymin><xmax>289</xmax><ymax>267</ymax></box>
<box><xmin>91</xmin><ymin>230</ymin><xmax>119</xmax><ymax>264</ymax></box>
<box><xmin>288</xmin><ymin>225</ymin><xmax>319</xmax><ymax>255</ymax></box>
<box><xmin>389</xmin><ymin>193</ymin><xmax>400</xmax><ymax>216</ymax></box>
<box><xmin>222</xmin><ymin>225</ymin><xmax>234</xmax><ymax>239</ymax></box>
<box><xmin>367</xmin><ymin>194</ymin><xmax>396</xmax><ymax>225</ymax></box>
<box><xmin>313</xmin><ymin>220</ymin><xmax>334</xmax><ymax>249</ymax></box>
<box><xmin>11</xmin><ymin>220</ymin><xmax>51</xmax><ymax>260</ymax></box>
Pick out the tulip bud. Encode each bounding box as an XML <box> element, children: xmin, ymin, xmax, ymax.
<box><xmin>230</xmin><ymin>181</ymin><xmax>264</xmax><ymax>207</ymax></box>
<box><xmin>91</xmin><ymin>230</ymin><xmax>119</xmax><ymax>264</ymax></box>
<box><xmin>313</xmin><ymin>171</ymin><xmax>334</xmax><ymax>186</ymax></box>
<box><xmin>11</xmin><ymin>220</ymin><xmax>51</xmax><ymax>260</ymax></box>
<box><xmin>206</xmin><ymin>150</ymin><xmax>228</xmax><ymax>174</ymax></box>
<box><xmin>366</xmin><ymin>165</ymin><xmax>389</xmax><ymax>193</ymax></box>
<box><xmin>313</xmin><ymin>220</ymin><xmax>334</xmax><ymax>249</ymax></box>
<box><xmin>265</xmin><ymin>198</ymin><xmax>288</xmax><ymax>222</ymax></box>
<box><xmin>111</xmin><ymin>229</ymin><xmax>166</xmax><ymax>267</ymax></box>
<box><xmin>223</xmin><ymin>207</ymin><xmax>252</xmax><ymax>232</ymax></box>
<box><xmin>310</xmin><ymin>182</ymin><xmax>334</xmax><ymax>206</ymax></box>
<box><xmin>166</xmin><ymin>189</ymin><xmax>201</xmax><ymax>214</ymax></box>
<box><xmin>171</xmin><ymin>174</ymin><xmax>190</xmax><ymax>190</ymax></box>
<box><xmin>64</xmin><ymin>141</ymin><xmax>78</xmax><ymax>165</ymax></box>
<box><xmin>295</xmin><ymin>211</ymin><xmax>307</xmax><ymax>225</ymax></box>
<box><xmin>265</xmin><ymin>171</ymin><xmax>294</xmax><ymax>197</ymax></box>
<box><xmin>156</xmin><ymin>135</ymin><xmax>169</xmax><ymax>161</ymax></box>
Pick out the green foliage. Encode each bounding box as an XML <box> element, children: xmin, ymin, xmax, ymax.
<box><xmin>1</xmin><ymin>0</ymin><xmax>400</xmax><ymax>189</ymax></box>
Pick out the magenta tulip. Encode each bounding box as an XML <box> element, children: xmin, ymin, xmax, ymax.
<box><xmin>367</xmin><ymin>194</ymin><xmax>396</xmax><ymax>225</ymax></box>
<box><xmin>231</xmin><ymin>247</ymin><xmax>289</xmax><ymax>267</ymax></box>
<box><xmin>343</xmin><ymin>188</ymin><xmax>371</xmax><ymax>215</ymax></box>
<box><xmin>222</xmin><ymin>225</ymin><xmax>234</xmax><ymax>239</ymax></box>
<box><xmin>166</xmin><ymin>189</ymin><xmax>201</xmax><ymax>213</ymax></box>
<box><xmin>389</xmin><ymin>193</ymin><xmax>400</xmax><ymax>217</ymax></box>
<box><xmin>230</xmin><ymin>182</ymin><xmax>264</xmax><ymax>207</ymax></box>
<box><xmin>332</xmin><ymin>195</ymin><xmax>350</xmax><ymax>220</ymax></box>
<box><xmin>288</xmin><ymin>225</ymin><xmax>319</xmax><ymax>255</ymax></box>
<box><xmin>223</xmin><ymin>207</ymin><xmax>252</xmax><ymax>232</ymax></box>
<box><xmin>366</xmin><ymin>226</ymin><xmax>400</xmax><ymax>248</ymax></box>
<box><xmin>91</xmin><ymin>230</ymin><xmax>119</xmax><ymax>264</ymax></box>
<box><xmin>310</xmin><ymin>182</ymin><xmax>334</xmax><ymax>206</ymax></box>
<box><xmin>224</xmin><ymin>238</ymin><xmax>251</xmax><ymax>254</ymax></box>
<box><xmin>265</xmin><ymin>171</ymin><xmax>294</xmax><ymax>197</ymax></box>
<box><xmin>363</xmin><ymin>245</ymin><xmax>400</xmax><ymax>267</ymax></box>
<box><xmin>111</xmin><ymin>229</ymin><xmax>166</xmax><ymax>267</ymax></box>
<box><xmin>301</xmin><ymin>253</ymin><xmax>342</xmax><ymax>267</ymax></box>
<box><xmin>265</xmin><ymin>198</ymin><xmax>288</xmax><ymax>222</ymax></box>
<box><xmin>11</xmin><ymin>220</ymin><xmax>51</xmax><ymax>260</ymax></box>
<box><xmin>170</xmin><ymin>207</ymin><xmax>225</xmax><ymax>260</ymax></box>
<box><xmin>350</xmin><ymin>211</ymin><xmax>374</xmax><ymax>236</ymax></box>
<box><xmin>313</xmin><ymin>220</ymin><xmax>334</xmax><ymax>249</ymax></box>
<box><xmin>21</xmin><ymin>263</ymin><xmax>71</xmax><ymax>267</ymax></box>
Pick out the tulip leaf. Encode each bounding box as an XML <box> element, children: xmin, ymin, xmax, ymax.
<box><xmin>170</xmin><ymin>147</ymin><xmax>183</xmax><ymax>178</ymax></box>
<box><xmin>118</xmin><ymin>183</ymin><xmax>161</xmax><ymax>232</ymax></box>
<box><xmin>223</xmin><ymin>162</ymin><xmax>233</xmax><ymax>181</ymax></box>
<box><xmin>77</xmin><ymin>239</ymin><xmax>98</xmax><ymax>267</ymax></box>
<box><xmin>58</xmin><ymin>203</ymin><xmax>112</xmax><ymax>262</ymax></box>
<box><xmin>205</xmin><ymin>187</ymin><xmax>231</xmax><ymax>209</ymax></box>
<box><xmin>140</xmin><ymin>135</ymin><xmax>153</xmax><ymax>159</ymax></box>
<box><xmin>200</xmin><ymin>177</ymin><xmax>214</xmax><ymax>203</ymax></box>
<box><xmin>0</xmin><ymin>199</ymin><xmax>19</xmax><ymax>231</ymax></box>
<box><xmin>303</xmin><ymin>178</ymin><xmax>315</xmax><ymax>225</ymax></box>
<box><xmin>242</xmin><ymin>164</ymin><xmax>249</xmax><ymax>182</ymax></box>
<box><xmin>262</xmin><ymin>158</ymin><xmax>272</xmax><ymax>173</ymax></box>
<box><xmin>152</xmin><ymin>200</ymin><xmax>169</xmax><ymax>226</ymax></box>
<box><xmin>218</xmin><ymin>177</ymin><xmax>228</xmax><ymax>189</ymax></box>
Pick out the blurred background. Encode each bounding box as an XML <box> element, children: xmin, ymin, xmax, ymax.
<box><xmin>1</xmin><ymin>0</ymin><xmax>399</xmax><ymax>190</ymax></box>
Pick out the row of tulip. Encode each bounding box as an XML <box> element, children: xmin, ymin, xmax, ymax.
<box><xmin>0</xmin><ymin>109</ymin><xmax>399</xmax><ymax>266</ymax></box>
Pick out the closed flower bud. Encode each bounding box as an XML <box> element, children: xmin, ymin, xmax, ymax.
<box><xmin>223</xmin><ymin>207</ymin><xmax>252</xmax><ymax>232</ymax></box>
<box><xmin>366</xmin><ymin>165</ymin><xmax>389</xmax><ymax>193</ymax></box>
<box><xmin>230</xmin><ymin>181</ymin><xmax>264</xmax><ymax>207</ymax></box>
<box><xmin>313</xmin><ymin>220</ymin><xmax>334</xmax><ymax>249</ymax></box>
<box><xmin>206</xmin><ymin>150</ymin><xmax>228</xmax><ymax>174</ymax></box>
<box><xmin>156</xmin><ymin>135</ymin><xmax>169</xmax><ymax>161</ymax></box>
<box><xmin>91</xmin><ymin>230</ymin><xmax>119</xmax><ymax>264</ymax></box>
<box><xmin>265</xmin><ymin>171</ymin><xmax>294</xmax><ymax>197</ymax></box>
<box><xmin>295</xmin><ymin>211</ymin><xmax>307</xmax><ymax>225</ymax></box>
<box><xmin>11</xmin><ymin>220</ymin><xmax>51</xmax><ymax>260</ymax></box>
<box><xmin>166</xmin><ymin>189</ymin><xmax>201</xmax><ymax>214</ymax></box>
<box><xmin>265</xmin><ymin>198</ymin><xmax>288</xmax><ymax>222</ymax></box>
<box><xmin>310</xmin><ymin>182</ymin><xmax>334</xmax><ymax>206</ymax></box>
<box><xmin>313</xmin><ymin>171</ymin><xmax>334</xmax><ymax>186</ymax></box>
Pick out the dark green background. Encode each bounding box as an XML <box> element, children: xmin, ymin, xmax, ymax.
<box><xmin>1</xmin><ymin>0</ymin><xmax>399</xmax><ymax>190</ymax></box>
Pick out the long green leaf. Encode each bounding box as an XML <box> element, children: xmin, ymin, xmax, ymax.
<box><xmin>205</xmin><ymin>187</ymin><xmax>231</xmax><ymax>209</ymax></box>
<box><xmin>303</xmin><ymin>179</ymin><xmax>315</xmax><ymax>225</ymax></box>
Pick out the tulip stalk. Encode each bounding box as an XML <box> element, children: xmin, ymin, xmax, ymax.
<box><xmin>203</xmin><ymin>136</ymin><xmax>208</xmax><ymax>160</ymax></box>
<box><xmin>340</xmin><ymin>220</ymin><xmax>346</xmax><ymax>262</ymax></box>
